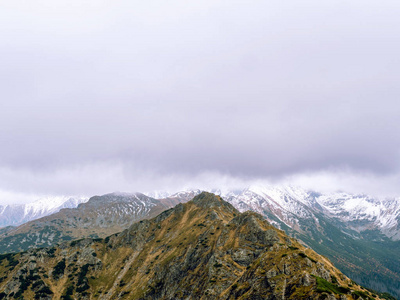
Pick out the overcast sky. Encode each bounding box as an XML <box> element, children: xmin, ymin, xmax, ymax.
<box><xmin>1</xmin><ymin>0</ymin><xmax>400</xmax><ymax>203</ymax></box>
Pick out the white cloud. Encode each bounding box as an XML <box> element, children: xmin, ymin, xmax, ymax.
<box><xmin>280</xmin><ymin>169</ymin><xmax>400</xmax><ymax>198</ymax></box>
<box><xmin>1</xmin><ymin>161</ymin><xmax>400</xmax><ymax>205</ymax></box>
<box><xmin>1</xmin><ymin>0</ymin><xmax>400</xmax><ymax>201</ymax></box>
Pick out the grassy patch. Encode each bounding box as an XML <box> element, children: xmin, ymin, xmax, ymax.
<box><xmin>313</xmin><ymin>275</ymin><xmax>350</xmax><ymax>295</ymax></box>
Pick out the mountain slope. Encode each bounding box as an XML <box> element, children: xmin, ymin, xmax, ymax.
<box><xmin>316</xmin><ymin>192</ymin><xmax>400</xmax><ymax>241</ymax></box>
<box><xmin>0</xmin><ymin>196</ymin><xmax>88</xmax><ymax>228</ymax></box>
<box><xmin>0</xmin><ymin>192</ymin><xmax>383</xmax><ymax>300</ymax></box>
<box><xmin>0</xmin><ymin>193</ymin><xmax>180</xmax><ymax>254</ymax></box>
<box><xmin>213</xmin><ymin>186</ymin><xmax>400</xmax><ymax>298</ymax></box>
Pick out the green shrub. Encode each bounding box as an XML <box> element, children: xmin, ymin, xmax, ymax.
<box><xmin>61</xmin><ymin>285</ymin><xmax>74</xmax><ymax>300</ymax></box>
<box><xmin>379</xmin><ymin>292</ymin><xmax>397</xmax><ymax>300</ymax></box>
<box><xmin>34</xmin><ymin>285</ymin><xmax>53</xmax><ymax>300</ymax></box>
<box><xmin>313</xmin><ymin>275</ymin><xmax>350</xmax><ymax>295</ymax></box>
<box><xmin>76</xmin><ymin>281</ymin><xmax>90</xmax><ymax>293</ymax></box>
<box><xmin>77</xmin><ymin>264</ymin><xmax>90</xmax><ymax>286</ymax></box>
<box><xmin>70</xmin><ymin>239</ymin><xmax>84</xmax><ymax>247</ymax></box>
<box><xmin>0</xmin><ymin>254</ymin><xmax>18</xmax><ymax>267</ymax></box>
<box><xmin>52</xmin><ymin>259</ymin><xmax>66</xmax><ymax>279</ymax></box>
<box><xmin>352</xmin><ymin>290</ymin><xmax>373</xmax><ymax>300</ymax></box>
<box><xmin>330</xmin><ymin>275</ymin><xmax>338</xmax><ymax>284</ymax></box>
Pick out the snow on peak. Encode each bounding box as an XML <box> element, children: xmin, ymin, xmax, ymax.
<box><xmin>247</xmin><ymin>185</ymin><xmax>313</xmax><ymax>207</ymax></box>
<box><xmin>316</xmin><ymin>192</ymin><xmax>400</xmax><ymax>231</ymax></box>
<box><xmin>0</xmin><ymin>195</ymin><xmax>89</xmax><ymax>227</ymax></box>
<box><xmin>164</xmin><ymin>186</ymin><xmax>400</xmax><ymax>240</ymax></box>
<box><xmin>144</xmin><ymin>191</ymin><xmax>171</xmax><ymax>199</ymax></box>
<box><xmin>23</xmin><ymin>195</ymin><xmax>88</xmax><ymax>217</ymax></box>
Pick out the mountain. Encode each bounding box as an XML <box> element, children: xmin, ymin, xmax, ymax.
<box><xmin>161</xmin><ymin>189</ymin><xmax>202</xmax><ymax>203</ymax></box>
<box><xmin>0</xmin><ymin>196</ymin><xmax>88</xmax><ymax>228</ymax></box>
<box><xmin>0</xmin><ymin>192</ymin><xmax>386</xmax><ymax>300</ymax></box>
<box><xmin>206</xmin><ymin>186</ymin><xmax>400</xmax><ymax>242</ymax></box>
<box><xmin>1</xmin><ymin>187</ymin><xmax>399</xmax><ymax>297</ymax></box>
<box><xmin>202</xmin><ymin>186</ymin><xmax>400</xmax><ymax>299</ymax></box>
<box><xmin>0</xmin><ymin>193</ymin><xmax>180</xmax><ymax>254</ymax></box>
<box><xmin>316</xmin><ymin>192</ymin><xmax>400</xmax><ymax>241</ymax></box>
<box><xmin>146</xmin><ymin>187</ymin><xmax>400</xmax><ymax>297</ymax></box>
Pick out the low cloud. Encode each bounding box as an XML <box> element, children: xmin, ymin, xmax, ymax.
<box><xmin>1</xmin><ymin>162</ymin><xmax>400</xmax><ymax>204</ymax></box>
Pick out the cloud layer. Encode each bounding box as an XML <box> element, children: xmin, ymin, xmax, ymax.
<box><xmin>1</xmin><ymin>0</ymin><xmax>400</xmax><ymax>202</ymax></box>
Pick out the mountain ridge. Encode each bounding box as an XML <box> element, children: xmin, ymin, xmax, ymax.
<box><xmin>0</xmin><ymin>192</ymin><xmax>386</xmax><ymax>300</ymax></box>
<box><xmin>1</xmin><ymin>187</ymin><xmax>399</xmax><ymax>297</ymax></box>
<box><xmin>149</xmin><ymin>187</ymin><xmax>400</xmax><ymax>298</ymax></box>
<box><xmin>0</xmin><ymin>193</ymin><xmax>180</xmax><ymax>254</ymax></box>
<box><xmin>0</xmin><ymin>196</ymin><xmax>88</xmax><ymax>228</ymax></box>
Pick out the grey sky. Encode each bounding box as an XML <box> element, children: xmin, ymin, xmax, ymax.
<box><xmin>1</xmin><ymin>0</ymin><xmax>400</xmax><ymax>202</ymax></box>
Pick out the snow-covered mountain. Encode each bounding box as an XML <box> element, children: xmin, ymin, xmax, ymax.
<box><xmin>0</xmin><ymin>196</ymin><xmax>89</xmax><ymax>227</ymax></box>
<box><xmin>316</xmin><ymin>192</ymin><xmax>400</xmax><ymax>240</ymax></box>
<box><xmin>152</xmin><ymin>186</ymin><xmax>400</xmax><ymax>241</ymax></box>
<box><xmin>219</xmin><ymin>186</ymin><xmax>321</xmax><ymax>233</ymax></box>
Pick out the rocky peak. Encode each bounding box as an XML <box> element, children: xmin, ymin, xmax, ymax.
<box><xmin>81</xmin><ymin>192</ymin><xmax>154</xmax><ymax>207</ymax></box>
<box><xmin>191</xmin><ymin>191</ymin><xmax>238</xmax><ymax>212</ymax></box>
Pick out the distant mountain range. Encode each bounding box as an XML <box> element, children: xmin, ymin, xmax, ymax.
<box><xmin>0</xmin><ymin>192</ymin><xmax>390</xmax><ymax>300</ymax></box>
<box><xmin>0</xmin><ymin>193</ymin><xmax>183</xmax><ymax>254</ymax></box>
<box><xmin>4</xmin><ymin>187</ymin><xmax>399</xmax><ymax>242</ymax></box>
<box><xmin>213</xmin><ymin>186</ymin><xmax>400</xmax><ymax>242</ymax></box>
<box><xmin>0</xmin><ymin>196</ymin><xmax>88</xmax><ymax>227</ymax></box>
<box><xmin>0</xmin><ymin>186</ymin><xmax>399</xmax><ymax>297</ymax></box>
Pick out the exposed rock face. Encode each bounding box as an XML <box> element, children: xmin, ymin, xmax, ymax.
<box><xmin>0</xmin><ymin>192</ymin><xmax>388</xmax><ymax>299</ymax></box>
